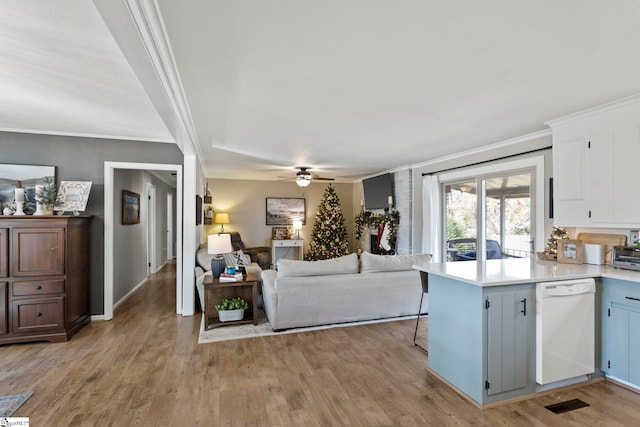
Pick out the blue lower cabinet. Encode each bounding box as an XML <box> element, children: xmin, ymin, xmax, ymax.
<box><xmin>601</xmin><ymin>278</ymin><xmax>640</xmax><ymax>388</ymax></box>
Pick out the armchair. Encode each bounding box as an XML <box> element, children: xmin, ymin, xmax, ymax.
<box><xmin>228</xmin><ymin>231</ymin><xmax>271</xmax><ymax>270</ymax></box>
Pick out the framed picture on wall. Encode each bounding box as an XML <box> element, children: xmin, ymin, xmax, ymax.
<box><xmin>266</xmin><ymin>197</ymin><xmax>305</xmax><ymax>225</ymax></box>
<box><xmin>195</xmin><ymin>195</ymin><xmax>202</xmax><ymax>225</ymax></box>
<box><xmin>122</xmin><ymin>190</ymin><xmax>140</xmax><ymax>225</ymax></box>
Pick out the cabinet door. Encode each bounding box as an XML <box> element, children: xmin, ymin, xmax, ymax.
<box><xmin>12</xmin><ymin>227</ymin><xmax>65</xmax><ymax>276</ymax></box>
<box><xmin>614</xmin><ymin>125</ymin><xmax>640</xmax><ymax>223</ymax></box>
<box><xmin>553</xmin><ymin>136</ymin><xmax>589</xmax><ymax>226</ymax></box>
<box><xmin>486</xmin><ymin>290</ymin><xmax>532</xmax><ymax>395</ymax></box>
<box><xmin>629</xmin><ymin>311</ymin><xmax>640</xmax><ymax>385</ymax></box>
<box><xmin>609</xmin><ymin>305</ymin><xmax>630</xmax><ymax>381</ymax></box>
<box><xmin>587</xmin><ymin>130</ymin><xmax>614</xmax><ymax>223</ymax></box>
<box><xmin>0</xmin><ymin>228</ymin><xmax>7</xmax><ymax>278</ymax></box>
<box><xmin>0</xmin><ymin>282</ymin><xmax>6</xmax><ymax>335</ymax></box>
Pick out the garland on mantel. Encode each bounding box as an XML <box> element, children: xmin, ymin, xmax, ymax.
<box><xmin>354</xmin><ymin>211</ymin><xmax>400</xmax><ymax>253</ymax></box>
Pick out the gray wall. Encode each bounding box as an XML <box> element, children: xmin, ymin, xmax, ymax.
<box><xmin>0</xmin><ymin>131</ymin><xmax>183</xmax><ymax>314</ymax></box>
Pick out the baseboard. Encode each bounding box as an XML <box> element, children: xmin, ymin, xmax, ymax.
<box><xmin>91</xmin><ymin>315</ymin><xmax>106</xmax><ymax>322</ymax></box>
<box><xmin>113</xmin><ymin>277</ymin><xmax>148</xmax><ymax>310</ymax></box>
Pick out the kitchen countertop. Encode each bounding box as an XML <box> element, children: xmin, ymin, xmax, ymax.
<box><xmin>414</xmin><ymin>257</ymin><xmax>640</xmax><ymax>287</ymax></box>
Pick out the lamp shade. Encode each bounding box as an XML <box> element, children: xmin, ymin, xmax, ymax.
<box><xmin>208</xmin><ymin>233</ymin><xmax>232</xmax><ymax>255</ymax></box>
<box><xmin>213</xmin><ymin>212</ymin><xmax>230</xmax><ymax>224</ymax></box>
<box><xmin>293</xmin><ymin>220</ymin><xmax>303</xmax><ymax>230</ymax></box>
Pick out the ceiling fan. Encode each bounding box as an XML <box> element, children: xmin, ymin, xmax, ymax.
<box><xmin>283</xmin><ymin>167</ymin><xmax>335</xmax><ymax>187</ymax></box>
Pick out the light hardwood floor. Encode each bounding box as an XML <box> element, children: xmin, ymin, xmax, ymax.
<box><xmin>1</xmin><ymin>262</ymin><xmax>639</xmax><ymax>426</ymax></box>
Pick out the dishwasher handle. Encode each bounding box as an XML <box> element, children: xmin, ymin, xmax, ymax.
<box><xmin>626</xmin><ymin>296</ymin><xmax>640</xmax><ymax>302</ymax></box>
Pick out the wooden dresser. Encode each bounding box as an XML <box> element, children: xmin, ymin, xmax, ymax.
<box><xmin>0</xmin><ymin>216</ymin><xmax>92</xmax><ymax>345</ymax></box>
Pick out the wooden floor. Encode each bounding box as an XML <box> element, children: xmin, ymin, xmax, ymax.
<box><xmin>1</xmin><ymin>262</ymin><xmax>640</xmax><ymax>426</ymax></box>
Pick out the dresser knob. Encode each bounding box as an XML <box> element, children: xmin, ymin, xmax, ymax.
<box><xmin>36</xmin><ymin>285</ymin><xmax>42</xmax><ymax>290</ymax></box>
<box><xmin>36</xmin><ymin>313</ymin><xmax>42</xmax><ymax>317</ymax></box>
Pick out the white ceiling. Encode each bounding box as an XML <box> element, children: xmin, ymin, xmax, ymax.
<box><xmin>2</xmin><ymin>1</ymin><xmax>640</xmax><ymax>182</ymax></box>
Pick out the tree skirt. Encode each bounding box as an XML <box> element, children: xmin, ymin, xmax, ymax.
<box><xmin>198</xmin><ymin>310</ymin><xmax>419</xmax><ymax>344</ymax></box>
<box><xmin>0</xmin><ymin>391</ymin><xmax>33</xmax><ymax>417</ymax></box>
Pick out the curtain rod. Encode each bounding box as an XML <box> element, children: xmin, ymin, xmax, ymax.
<box><xmin>421</xmin><ymin>146</ymin><xmax>552</xmax><ymax>176</ymax></box>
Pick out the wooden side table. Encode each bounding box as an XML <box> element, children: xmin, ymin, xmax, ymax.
<box><xmin>204</xmin><ymin>273</ymin><xmax>260</xmax><ymax>330</ymax></box>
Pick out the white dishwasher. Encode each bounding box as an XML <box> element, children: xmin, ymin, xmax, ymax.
<box><xmin>536</xmin><ymin>278</ymin><xmax>595</xmax><ymax>385</ymax></box>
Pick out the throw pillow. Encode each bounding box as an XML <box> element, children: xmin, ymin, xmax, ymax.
<box><xmin>277</xmin><ymin>253</ymin><xmax>359</xmax><ymax>277</ymax></box>
<box><xmin>360</xmin><ymin>251</ymin><xmax>431</xmax><ymax>273</ymax></box>
<box><xmin>222</xmin><ymin>250</ymin><xmax>251</xmax><ymax>266</ymax></box>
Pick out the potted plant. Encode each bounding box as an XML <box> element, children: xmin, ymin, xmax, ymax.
<box><xmin>35</xmin><ymin>177</ymin><xmax>62</xmax><ymax>215</ymax></box>
<box><xmin>215</xmin><ymin>297</ymin><xmax>248</xmax><ymax>322</ymax></box>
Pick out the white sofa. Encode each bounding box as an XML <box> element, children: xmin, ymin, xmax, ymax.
<box><xmin>261</xmin><ymin>251</ymin><xmax>431</xmax><ymax>330</ymax></box>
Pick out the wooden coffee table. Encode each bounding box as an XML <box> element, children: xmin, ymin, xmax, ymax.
<box><xmin>204</xmin><ymin>273</ymin><xmax>260</xmax><ymax>329</ymax></box>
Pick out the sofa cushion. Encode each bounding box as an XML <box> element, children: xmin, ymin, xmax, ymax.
<box><xmin>360</xmin><ymin>251</ymin><xmax>431</xmax><ymax>273</ymax></box>
<box><xmin>222</xmin><ymin>250</ymin><xmax>251</xmax><ymax>266</ymax></box>
<box><xmin>196</xmin><ymin>245</ymin><xmax>213</xmax><ymax>271</ymax></box>
<box><xmin>277</xmin><ymin>253</ymin><xmax>359</xmax><ymax>277</ymax></box>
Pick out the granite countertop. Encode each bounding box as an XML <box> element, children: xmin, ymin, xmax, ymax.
<box><xmin>414</xmin><ymin>257</ymin><xmax>640</xmax><ymax>287</ymax></box>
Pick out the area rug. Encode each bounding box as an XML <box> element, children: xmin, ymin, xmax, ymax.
<box><xmin>198</xmin><ymin>310</ymin><xmax>420</xmax><ymax>344</ymax></box>
<box><xmin>0</xmin><ymin>391</ymin><xmax>33</xmax><ymax>417</ymax></box>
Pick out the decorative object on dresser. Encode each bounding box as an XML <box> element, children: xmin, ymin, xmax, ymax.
<box><xmin>0</xmin><ymin>164</ymin><xmax>56</xmax><ymax>216</ymax></box>
<box><xmin>122</xmin><ymin>190</ymin><xmax>140</xmax><ymax>225</ymax></box>
<box><xmin>293</xmin><ymin>220</ymin><xmax>302</xmax><ymax>238</ymax></box>
<box><xmin>271</xmin><ymin>226</ymin><xmax>289</xmax><ymax>239</ymax></box>
<box><xmin>55</xmin><ymin>181</ymin><xmax>92</xmax><ymax>215</ymax></box>
<box><xmin>0</xmin><ymin>216</ymin><xmax>92</xmax><ymax>345</ymax></box>
<box><xmin>208</xmin><ymin>233</ymin><xmax>232</xmax><ymax>278</ymax></box>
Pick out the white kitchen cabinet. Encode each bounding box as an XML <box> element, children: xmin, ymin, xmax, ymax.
<box><xmin>548</xmin><ymin>95</ymin><xmax>640</xmax><ymax>228</ymax></box>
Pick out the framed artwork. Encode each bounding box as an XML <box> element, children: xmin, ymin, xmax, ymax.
<box><xmin>55</xmin><ymin>181</ymin><xmax>92</xmax><ymax>213</ymax></box>
<box><xmin>196</xmin><ymin>195</ymin><xmax>203</xmax><ymax>225</ymax></box>
<box><xmin>0</xmin><ymin>164</ymin><xmax>55</xmax><ymax>214</ymax></box>
<box><xmin>266</xmin><ymin>197</ymin><xmax>305</xmax><ymax>225</ymax></box>
<box><xmin>557</xmin><ymin>239</ymin><xmax>583</xmax><ymax>264</ymax></box>
<box><xmin>122</xmin><ymin>190</ymin><xmax>141</xmax><ymax>225</ymax></box>
<box><xmin>272</xmin><ymin>227</ymin><xmax>289</xmax><ymax>239</ymax></box>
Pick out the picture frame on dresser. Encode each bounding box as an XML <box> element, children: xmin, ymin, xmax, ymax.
<box><xmin>55</xmin><ymin>181</ymin><xmax>92</xmax><ymax>213</ymax></box>
<box><xmin>557</xmin><ymin>239</ymin><xmax>583</xmax><ymax>264</ymax></box>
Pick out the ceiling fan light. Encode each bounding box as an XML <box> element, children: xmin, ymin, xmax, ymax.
<box><xmin>296</xmin><ymin>176</ymin><xmax>311</xmax><ymax>187</ymax></box>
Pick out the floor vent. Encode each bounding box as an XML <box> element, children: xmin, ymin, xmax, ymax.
<box><xmin>545</xmin><ymin>399</ymin><xmax>590</xmax><ymax>414</ymax></box>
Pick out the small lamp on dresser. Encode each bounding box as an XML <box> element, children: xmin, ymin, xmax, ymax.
<box><xmin>208</xmin><ymin>233</ymin><xmax>232</xmax><ymax>278</ymax></box>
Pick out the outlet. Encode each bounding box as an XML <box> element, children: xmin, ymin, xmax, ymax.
<box><xmin>630</xmin><ymin>230</ymin><xmax>640</xmax><ymax>245</ymax></box>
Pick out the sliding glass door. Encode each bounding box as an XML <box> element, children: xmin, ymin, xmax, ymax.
<box><xmin>445</xmin><ymin>170</ymin><xmax>533</xmax><ymax>261</ymax></box>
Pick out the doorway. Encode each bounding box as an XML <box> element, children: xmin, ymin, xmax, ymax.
<box><xmin>104</xmin><ymin>161</ymin><xmax>183</xmax><ymax>321</ymax></box>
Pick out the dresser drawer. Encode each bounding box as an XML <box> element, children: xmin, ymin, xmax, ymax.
<box><xmin>12</xmin><ymin>279</ymin><xmax>64</xmax><ymax>297</ymax></box>
<box><xmin>273</xmin><ymin>239</ymin><xmax>303</xmax><ymax>247</ymax></box>
<box><xmin>11</xmin><ymin>297</ymin><xmax>64</xmax><ymax>333</ymax></box>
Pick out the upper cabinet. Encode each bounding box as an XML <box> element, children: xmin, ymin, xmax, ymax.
<box><xmin>548</xmin><ymin>95</ymin><xmax>640</xmax><ymax>228</ymax></box>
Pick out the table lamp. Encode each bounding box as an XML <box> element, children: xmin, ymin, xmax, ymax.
<box><xmin>293</xmin><ymin>220</ymin><xmax>302</xmax><ymax>238</ymax></box>
<box><xmin>214</xmin><ymin>212</ymin><xmax>230</xmax><ymax>233</ymax></box>
<box><xmin>208</xmin><ymin>233</ymin><xmax>232</xmax><ymax>278</ymax></box>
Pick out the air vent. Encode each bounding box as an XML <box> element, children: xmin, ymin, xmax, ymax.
<box><xmin>545</xmin><ymin>399</ymin><xmax>590</xmax><ymax>414</ymax></box>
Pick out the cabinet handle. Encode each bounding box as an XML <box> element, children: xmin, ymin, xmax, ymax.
<box><xmin>625</xmin><ymin>296</ymin><xmax>640</xmax><ymax>302</ymax></box>
<box><xmin>36</xmin><ymin>285</ymin><xmax>42</xmax><ymax>290</ymax></box>
<box><xmin>36</xmin><ymin>313</ymin><xmax>42</xmax><ymax>317</ymax></box>
<box><xmin>520</xmin><ymin>298</ymin><xmax>527</xmax><ymax>316</ymax></box>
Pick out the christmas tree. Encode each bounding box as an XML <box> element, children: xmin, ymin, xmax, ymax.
<box><xmin>305</xmin><ymin>185</ymin><xmax>350</xmax><ymax>260</ymax></box>
<box><xmin>544</xmin><ymin>226</ymin><xmax>569</xmax><ymax>255</ymax></box>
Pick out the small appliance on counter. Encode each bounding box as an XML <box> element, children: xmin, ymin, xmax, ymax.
<box><xmin>583</xmin><ymin>243</ymin><xmax>605</xmax><ymax>265</ymax></box>
<box><xmin>612</xmin><ymin>246</ymin><xmax>640</xmax><ymax>271</ymax></box>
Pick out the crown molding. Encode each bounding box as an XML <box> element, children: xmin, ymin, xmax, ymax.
<box><xmin>0</xmin><ymin>127</ymin><xmax>175</xmax><ymax>143</ymax></box>
<box><xmin>544</xmin><ymin>93</ymin><xmax>640</xmax><ymax>128</ymax></box>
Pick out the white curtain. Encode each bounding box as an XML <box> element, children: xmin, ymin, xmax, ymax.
<box><xmin>422</xmin><ymin>175</ymin><xmax>442</xmax><ymax>262</ymax></box>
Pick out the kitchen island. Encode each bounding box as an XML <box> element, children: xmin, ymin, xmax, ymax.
<box><xmin>414</xmin><ymin>258</ymin><xmax>640</xmax><ymax>407</ymax></box>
